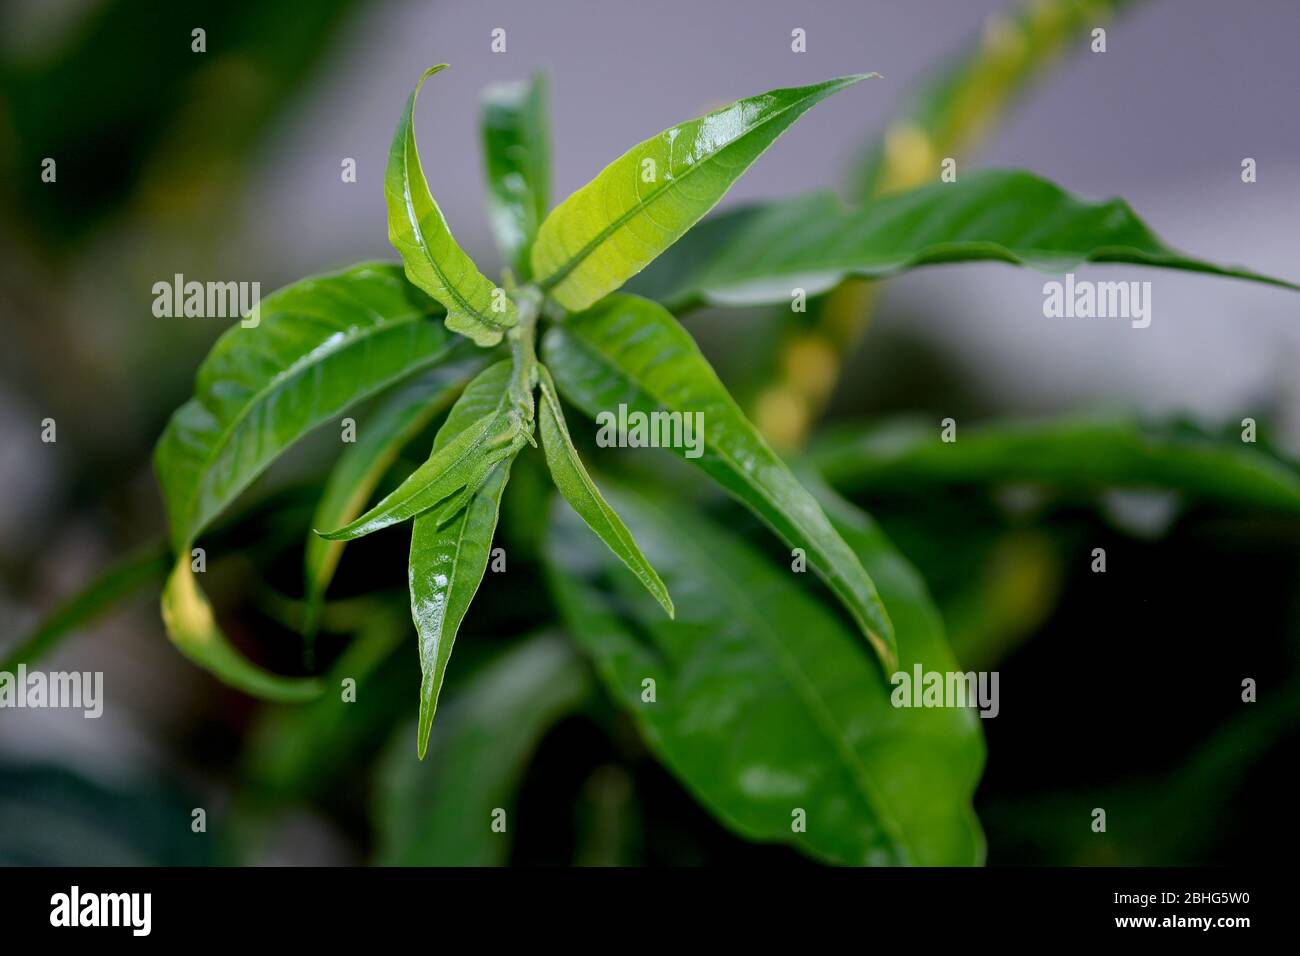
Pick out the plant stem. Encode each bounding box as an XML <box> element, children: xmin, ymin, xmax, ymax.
<box><xmin>507</xmin><ymin>286</ymin><xmax>542</xmax><ymax>426</ymax></box>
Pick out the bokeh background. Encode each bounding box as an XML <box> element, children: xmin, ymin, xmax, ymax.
<box><xmin>1</xmin><ymin>0</ymin><xmax>1297</xmax><ymax>865</ymax></box>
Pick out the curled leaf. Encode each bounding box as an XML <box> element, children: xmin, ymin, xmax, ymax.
<box><xmin>388</xmin><ymin>64</ymin><xmax>518</xmax><ymax>345</ymax></box>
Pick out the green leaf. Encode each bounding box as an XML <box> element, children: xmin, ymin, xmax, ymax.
<box><xmin>303</xmin><ymin>360</ymin><xmax>485</xmax><ymax>635</ymax></box>
<box><xmin>408</xmin><ymin>360</ymin><xmax>521</xmax><ymax>756</ymax></box>
<box><xmin>1</xmin><ymin>544</ymin><xmax>169</xmax><ymax>672</ymax></box>
<box><xmin>531</xmin><ymin>74</ymin><xmax>876</xmax><ymax>312</ymax></box>
<box><xmin>160</xmin><ymin>557</ymin><xmax>321</xmax><ymax>702</ymax></box>
<box><xmin>536</xmin><ymin>365</ymin><xmax>673</xmax><ymax>618</ymax></box>
<box><xmin>154</xmin><ymin>262</ymin><xmax>463</xmax><ymax>556</ymax></box>
<box><xmin>543</xmin><ymin>481</ymin><xmax>984</xmax><ymax>866</ymax></box>
<box><xmin>387</xmin><ymin>64</ymin><xmax>518</xmax><ymax>346</ymax></box>
<box><xmin>542</xmin><ymin>293</ymin><xmax>896</xmax><ymax>671</ymax></box>
<box><xmin>812</xmin><ymin>414</ymin><xmax>1300</xmax><ymax>513</ymax></box>
<box><xmin>480</xmin><ymin>73</ymin><xmax>551</xmax><ymax>278</ymax></box>
<box><xmin>632</xmin><ymin>170</ymin><xmax>1300</xmax><ymax>310</ymax></box>
<box><xmin>376</xmin><ymin>632</ymin><xmax>591</xmax><ymax>865</ymax></box>
<box><xmin>316</xmin><ymin>361</ymin><xmax>522</xmax><ymax>541</ymax></box>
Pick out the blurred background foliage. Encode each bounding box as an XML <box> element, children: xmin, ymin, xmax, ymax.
<box><xmin>1</xmin><ymin>0</ymin><xmax>1297</xmax><ymax>866</ymax></box>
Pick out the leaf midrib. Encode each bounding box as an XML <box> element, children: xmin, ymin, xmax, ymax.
<box><xmin>695</xmin><ymin>242</ymin><xmax>1227</xmax><ymax>294</ymax></box>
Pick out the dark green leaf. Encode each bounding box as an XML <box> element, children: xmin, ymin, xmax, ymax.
<box><xmin>542</xmin><ymin>293</ymin><xmax>896</xmax><ymax>670</ymax></box>
<box><xmin>532</xmin><ymin>74</ymin><xmax>876</xmax><ymax>312</ymax></box>
<box><xmin>387</xmin><ymin>64</ymin><xmax>518</xmax><ymax>346</ymax></box>
<box><xmin>812</xmin><ymin>414</ymin><xmax>1300</xmax><ymax>513</ymax></box>
<box><xmin>544</xmin><ymin>481</ymin><xmax>983</xmax><ymax>865</ymax></box>
<box><xmin>633</xmin><ymin>170</ymin><xmax>1300</xmax><ymax>310</ymax></box>
<box><xmin>480</xmin><ymin>73</ymin><xmax>551</xmax><ymax>278</ymax></box>
<box><xmin>537</xmin><ymin>365</ymin><xmax>673</xmax><ymax>618</ymax></box>
<box><xmin>376</xmin><ymin>632</ymin><xmax>591</xmax><ymax>865</ymax></box>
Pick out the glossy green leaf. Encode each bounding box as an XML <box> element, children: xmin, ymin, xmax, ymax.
<box><xmin>537</xmin><ymin>365</ymin><xmax>673</xmax><ymax>618</ymax></box>
<box><xmin>542</xmin><ymin>293</ymin><xmax>896</xmax><ymax>670</ymax></box>
<box><xmin>531</xmin><ymin>74</ymin><xmax>876</xmax><ymax>312</ymax></box>
<box><xmin>316</xmin><ymin>360</ymin><xmax>523</xmax><ymax>541</ymax></box>
<box><xmin>480</xmin><ymin>73</ymin><xmax>551</xmax><ymax>278</ymax></box>
<box><xmin>376</xmin><ymin>632</ymin><xmax>591</xmax><ymax>865</ymax></box>
<box><xmin>1</xmin><ymin>544</ymin><xmax>168</xmax><ymax>672</ymax></box>
<box><xmin>544</xmin><ymin>482</ymin><xmax>983</xmax><ymax>865</ymax></box>
<box><xmin>408</xmin><ymin>361</ymin><xmax>520</xmax><ymax>757</ymax></box>
<box><xmin>303</xmin><ymin>361</ymin><xmax>485</xmax><ymax>635</ymax></box>
<box><xmin>812</xmin><ymin>414</ymin><xmax>1300</xmax><ymax>512</ymax></box>
<box><xmin>410</xmin><ymin>463</ymin><xmax>511</xmax><ymax>758</ymax></box>
<box><xmin>632</xmin><ymin>170</ymin><xmax>1300</xmax><ymax>310</ymax></box>
<box><xmin>160</xmin><ymin>557</ymin><xmax>321</xmax><ymax>702</ymax></box>
<box><xmin>387</xmin><ymin>64</ymin><xmax>518</xmax><ymax>346</ymax></box>
<box><xmin>154</xmin><ymin>262</ymin><xmax>462</xmax><ymax>556</ymax></box>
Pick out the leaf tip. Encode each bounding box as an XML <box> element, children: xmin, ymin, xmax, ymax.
<box><xmin>657</xmin><ymin>590</ymin><xmax>675</xmax><ymax>619</ymax></box>
<box><xmin>444</xmin><ymin>313</ymin><xmax>507</xmax><ymax>348</ymax></box>
<box><xmin>279</xmin><ymin>676</ymin><xmax>327</xmax><ymax>704</ymax></box>
<box><xmin>872</xmin><ymin>631</ymin><xmax>900</xmax><ymax>676</ymax></box>
<box><xmin>840</xmin><ymin>71</ymin><xmax>881</xmax><ymax>88</ymax></box>
<box><xmin>417</xmin><ymin>688</ymin><xmax>436</xmax><ymax>759</ymax></box>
